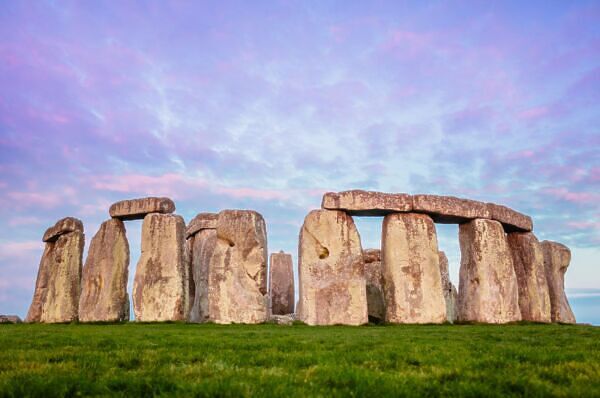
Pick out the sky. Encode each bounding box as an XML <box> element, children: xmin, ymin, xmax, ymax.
<box><xmin>0</xmin><ymin>1</ymin><xmax>599</xmax><ymax>320</ymax></box>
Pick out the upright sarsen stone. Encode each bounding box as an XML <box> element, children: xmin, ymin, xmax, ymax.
<box><xmin>133</xmin><ymin>213</ymin><xmax>188</xmax><ymax>321</ymax></box>
<box><xmin>541</xmin><ymin>241</ymin><xmax>576</xmax><ymax>324</ymax></box>
<box><xmin>298</xmin><ymin>210</ymin><xmax>367</xmax><ymax>326</ymax></box>
<box><xmin>507</xmin><ymin>232</ymin><xmax>551</xmax><ymax>322</ymax></box>
<box><xmin>438</xmin><ymin>251</ymin><xmax>458</xmax><ymax>323</ymax></box>
<box><xmin>269</xmin><ymin>251</ymin><xmax>295</xmax><ymax>315</ymax></box>
<box><xmin>207</xmin><ymin>210</ymin><xmax>268</xmax><ymax>324</ymax></box>
<box><xmin>188</xmin><ymin>228</ymin><xmax>217</xmax><ymax>322</ymax></box>
<box><xmin>79</xmin><ymin>219</ymin><xmax>130</xmax><ymax>322</ymax></box>
<box><xmin>363</xmin><ymin>249</ymin><xmax>384</xmax><ymax>322</ymax></box>
<box><xmin>382</xmin><ymin>213</ymin><xmax>446</xmax><ymax>324</ymax></box>
<box><xmin>458</xmin><ymin>219</ymin><xmax>521</xmax><ymax>323</ymax></box>
<box><xmin>27</xmin><ymin>231</ymin><xmax>84</xmax><ymax>323</ymax></box>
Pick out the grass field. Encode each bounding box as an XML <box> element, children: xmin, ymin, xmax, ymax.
<box><xmin>1</xmin><ymin>323</ymin><xmax>599</xmax><ymax>397</ymax></box>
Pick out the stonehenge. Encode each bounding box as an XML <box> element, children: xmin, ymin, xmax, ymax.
<box><xmin>542</xmin><ymin>241</ymin><xmax>576</xmax><ymax>323</ymax></box>
<box><xmin>26</xmin><ymin>217</ymin><xmax>84</xmax><ymax>323</ymax></box>
<box><xmin>381</xmin><ymin>213</ymin><xmax>446</xmax><ymax>323</ymax></box>
<box><xmin>79</xmin><ymin>219</ymin><xmax>130</xmax><ymax>322</ymax></box>
<box><xmin>269</xmin><ymin>251</ymin><xmax>295</xmax><ymax>315</ymax></box>
<box><xmin>206</xmin><ymin>210</ymin><xmax>268</xmax><ymax>324</ymax></box>
<box><xmin>25</xmin><ymin>190</ymin><xmax>576</xmax><ymax>325</ymax></box>
<box><xmin>133</xmin><ymin>213</ymin><xmax>188</xmax><ymax>322</ymax></box>
<box><xmin>298</xmin><ymin>210</ymin><xmax>368</xmax><ymax>325</ymax></box>
<box><xmin>457</xmin><ymin>219</ymin><xmax>521</xmax><ymax>323</ymax></box>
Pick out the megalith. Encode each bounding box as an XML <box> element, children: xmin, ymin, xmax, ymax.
<box><xmin>363</xmin><ymin>249</ymin><xmax>384</xmax><ymax>322</ymax></box>
<box><xmin>298</xmin><ymin>209</ymin><xmax>367</xmax><ymax>326</ymax></box>
<box><xmin>507</xmin><ymin>232</ymin><xmax>551</xmax><ymax>322</ymax></box>
<box><xmin>269</xmin><ymin>251</ymin><xmax>295</xmax><ymax>315</ymax></box>
<box><xmin>26</xmin><ymin>217</ymin><xmax>84</xmax><ymax>323</ymax></box>
<box><xmin>79</xmin><ymin>219</ymin><xmax>130</xmax><ymax>322</ymax></box>
<box><xmin>186</xmin><ymin>213</ymin><xmax>218</xmax><ymax>323</ymax></box>
<box><xmin>109</xmin><ymin>197</ymin><xmax>175</xmax><ymax>220</ymax></box>
<box><xmin>438</xmin><ymin>251</ymin><xmax>458</xmax><ymax>323</ymax></box>
<box><xmin>207</xmin><ymin>210</ymin><xmax>268</xmax><ymax>324</ymax></box>
<box><xmin>541</xmin><ymin>241</ymin><xmax>576</xmax><ymax>324</ymax></box>
<box><xmin>133</xmin><ymin>213</ymin><xmax>188</xmax><ymax>321</ymax></box>
<box><xmin>458</xmin><ymin>219</ymin><xmax>521</xmax><ymax>323</ymax></box>
<box><xmin>382</xmin><ymin>213</ymin><xmax>446</xmax><ymax>323</ymax></box>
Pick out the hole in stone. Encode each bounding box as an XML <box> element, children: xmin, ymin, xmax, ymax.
<box><xmin>229</xmin><ymin>241</ymin><xmax>235</xmax><ymax>247</ymax></box>
<box><xmin>319</xmin><ymin>247</ymin><xmax>329</xmax><ymax>259</ymax></box>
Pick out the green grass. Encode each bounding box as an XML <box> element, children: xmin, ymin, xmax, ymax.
<box><xmin>0</xmin><ymin>323</ymin><xmax>599</xmax><ymax>397</ymax></box>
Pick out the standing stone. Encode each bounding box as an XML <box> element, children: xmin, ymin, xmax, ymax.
<box><xmin>363</xmin><ymin>249</ymin><xmax>385</xmax><ymax>323</ymax></box>
<box><xmin>541</xmin><ymin>241</ymin><xmax>576</xmax><ymax>324</ymax></box>
<box><xmin>298</xmin><ymin>209</ymin><xmax>367</xmax><ymax>326</ymax></box>
<box><xmin>133</xmin><ymin>213</ymin><xmax>188</xmax><ymax>321</ymax></box>
<box><xmin>269</xmin><ymin>251</ymin><xmax>295</xmax><ymax>315</ymax></box>
<box><xmin>207</xmin><ymin>210</ymin><xmax>268</xmax><ymax>324</ymax></box>
<box><xmin>438</xmin><ymin>251</ymin><xmax>458</xmax><ymax>323</ymax></box>
<box><xmin>458</xmin><ymin>219</ymin><xmax>521</xmax><ymax>323</ymax></box>
<box><xmin>26</xmin><ymin>230</ymin><xmax>84</xmax><ymax>323</ymax></box>
<box><xmin>188</xmin><ymin>228</ymin><xmax>217</xmax><ymax>322</ymax></box>
<box><xmin>79</xmin><ymin>219</ymin><xmax>130</xmax><ymax>322</ymax></box>
<box><xmin>382</xmin><ymin>213</ymin><xmax>446</xmax><ymax>324</ymax></box>
<box><xmin>507</xmin><ymin>232</ymin><xmax>551</xmax><ymax>322</ymax></box>
<box><xmin>43</xmin><ymin>217</ymin><xmax>84</xmax><ymax>242</ymax></box>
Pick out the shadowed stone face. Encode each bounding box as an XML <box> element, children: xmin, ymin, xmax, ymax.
<box><xmin>79</xmin><ymin>219</ymin><xmax>130</xmax><ymax>322</ymax></box>
<box><xmin>458</xmin><ymin>219</ymin><xmax>521</xmax><ymax>323</ymax></box>
<box><xmin>298</xmin><ymin>209</ymin><xmax>367</xmax><ymax>326</ymax></box>
<box><xmin>26</xmin><ymin>230</ymin><xmax>84</xmax><ymax>323</ymax></box>
<box><xmin>188</xmin><ymin>228</ymin><xmax>217</xmax><ymax>323</ymax></box>
<box><xmin>541</xmin><ymin>241</ymin><xmax>576</xmax><ymax>324</ymax></box>
<box><xmin>269</xmin><ymin>251</ymin><xmax>295</xmax><ymax>315</ymax></box>
<box><xmin>133</xmin><ymin>213</ymin><xmax>188</xmax><ymax>322</ymax></box>
<box><xmin>363</xmin><ymin>249</ymin><xmax>384</xmax><ymax>322</ymax></box>
<box><xmin>109</xmin><ymin>197</ymin><xmax>175</xmax><ymax>221</ymax></box>
<box><xmin>438</xmin><ymin>251</ymin><xmax>458</xmax><ymax>323</ymax></box>
<box><xmin>382</xmin><ymin>213</ymin><xmax>446</xmax><ymax>324</ymax></box>
<box><xmin>207</xmin><ymin>210</ymin><xmax>268</xmax><ymax>324</ymax></box>
<box><xmin>507</xmin><ymin>232</ymin><xmax>551</xmax><ymax>323</ymax></box>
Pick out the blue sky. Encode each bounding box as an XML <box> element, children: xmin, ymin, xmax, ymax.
<box><xmin>0</xmin><ymin>1</ymin><xmax>598</xmax><ymax>318</ymax></box>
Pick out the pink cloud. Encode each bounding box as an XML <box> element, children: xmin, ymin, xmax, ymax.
<box><xmin>5</xmin><ymin>191</ymin><xmax>63</xmax><ymax>208</ymax></box>
<box><xmin>544</xmin><ymin>187</ymin><xmax>600</xmax><ymax>204</ymax></box>
<box><xmin>567</xmin><ymin>221</ymin><xmax>600</xmax><ymax>230</ymax></box>
<box><xmin>518</xmin><ymin>106</ymin><xmax>549</xmax><ymax>121</ymax></box>
<box><xmin>0</xmin><ymin>240</ymin><xmax>42</xmax><ymax>259</ymax></box>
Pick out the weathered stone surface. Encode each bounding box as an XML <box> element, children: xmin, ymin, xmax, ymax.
<box><xmin>322</xmin><ymin>190</ymin><xmax>413</xmax><ymax>216</ymax></box>
<box><xmin>109</xmin><ymin>197</ymin><xmax>175</xmax><ymax>220</ymax></box>
<box><xmin>0</xmin><ymin>315</ymin><xmax>22</xmax><ymax>323</ymax></box>
<box><xmin>458</xmin><ymin>219</ymin><xmax>521</xmax><ymax>323</ymax></box>
<box><xmin>413</xmin><ymin>194</ymin><xmax>491</xmax><ymax>224</ymax></box>
<box><xmin>363</xmin><ymin>249</ymin><xmax>385</xmax><ymax>322</ymax></box>
<box><xmin>541</xmin><ymin>241</ymin><xmax>576</xmax><ymax>324</ymax></box>
<box><xmin>269</xmin><ymin>251</ymin><xmax>295</xmax><ymax>315</ymax></box>
<box><xmin>438</xmin><ymin>251</ymin><xmax>458</xmax><ymax>323</ymax></box>
<box><xmin>487</xmin><ymin>203</ymin><xmax>533</xmax><ymax>232</ymax></box>
<box><xmin>186</xmin><ymin>213</ymin><xmax>218</xmax><ymax>239</ymax></box>
<box><xmin>382</xmin><ymin>213</ymin><xmax>446</xmax><ymax>324</ymax></box>
<box><xmin>79</xmin><ymin>219</ymin><xmax>130</xmax><ymax>322</ymax></box>
<box><xmin>26</xmin><ymin>231</ymin><xmax>84</xmax><ymax>323</ymax></box>
<box><xmin>188</xmin><ymin>228</ymin><xmax>217</xmax><ymax>322</ymax></box>
<box><xmin>42</xmin><ymin>217</ymin><xmax>83</xmax><ymax>242</ymax></box>
<box><xmin>270</xmin><ymin>314</ymin><xmax>295</xmax><ymax>325</ymax></box>
<box><xmin>507</xmin><ymin>232</ymin><xmax>551</xmax><ymax>322</ymax></box>
<box><xmin>207</xmin><ymin>210</ymin><xmax>268</xmax><ymax>324</ymax></box>
<box><xmin>298</xmin><ymin>209</ymin><xmax>367</xmax><ymax>326</ymax></box>
<box><xmin>133</xmin><ymin>213</ymin><xmax>188</xmax><ymax>321</ymax></box>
